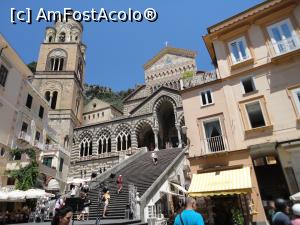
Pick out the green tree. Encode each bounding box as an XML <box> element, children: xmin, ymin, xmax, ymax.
<box><xmin>8</xmin><ymin>148</ymin><xmax>39</xmax><ymax>191</ymax></box>
<box><xmin>27</xmin><ymin>61</ymin><xmax>37</xmax><ymax>73</ymax></box>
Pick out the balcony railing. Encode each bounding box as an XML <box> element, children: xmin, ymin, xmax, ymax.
<box><xmin>271</xmin><ymin>36</ymin><xmax>300</xmax><ymax>56</ymax></box>
<box><xmin>44</xmin><ymin>144</ymin><xmax>70</xmax><ymax>157</ymax></box>
<box><xmin>202</xmin><ymin>135</ymin><xmax>227</xmax><ymax>154</ymax></box>
<box><xmin>34</xmin><ymin>140</ymin><xmax>45</xmax><ymax>151</ymax></box>
<box><xmin>181</xmin><ymin>71</ymin><xmax>217</xmax><ymax>90</ymax></box>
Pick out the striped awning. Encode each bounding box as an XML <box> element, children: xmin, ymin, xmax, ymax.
<box><xmin>188</xmin><ymin>167</ymin><xmax>252</xmax><ymax>197</ymax></box>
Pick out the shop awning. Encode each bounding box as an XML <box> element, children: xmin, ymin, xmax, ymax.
<box><xmin>188</xmin><ymin>167</ymin><xmax>252</xmax><ymax>197</ymax></box>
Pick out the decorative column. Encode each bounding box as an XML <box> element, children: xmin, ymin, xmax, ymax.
<box><xmin>176</xmin><ymin>124</ymin><xmax>182</xmax><ymax>148</ymax></box>
<box><xmin>111</xmin><ymin>132</ymin><xmax>117</xmax><ymax>152</ymax></box>
<box><xmin>153</xmin><ymin>127</ymin><xmax>159</xmax><ymax>151</ymax></box>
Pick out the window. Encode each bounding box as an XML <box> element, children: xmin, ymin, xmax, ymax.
<box><xmin>80</xmin><ymin>137</ymin><xmax>92</xmax><ymax>157</ymax></box>
<box><xmin>58</xmin><ymin>32</ymin><xmax>66</xmax><ymax>42</ymax></box>
<box><xmin>0</xmin><ymin>65</ymin><xmax>8</xmax><ymax>87</ymax></box>
<box><xmin>200</xmin><ymin>90</ymin><xmax>213</xmax><ymax>106</ymax></box>
<box><xmin>51</xmin><ymin>91</ymin><xmax>58</xmax><ymax>109</ymax></box>
<box><xmin>48</xmin><ymin>50</ymin><xmax>67</xmax><ymax>71</ymax></box>
<box><xmin>43</xmin><ymin>157</ymin><xmax>53</xmax><ymax>168</ymax></box>
<box><xmin>21</xmin><ymin>122</ymin><xmax>28</xmax><ymax>133</ymax></box>
<box><xmin>0</xmin><ymin>148</ymin><xmax>5</xmax><ymax>157</ymax></box>
<box><xmin>25</xmin><ymin>94</ymin><xmax>33</xmax><ymax>109</ymax></box>
<box><xmin>59</xmin><ymin>158</ymin><xmax>64</xmax><ymax>172</ymax></box>
<box><xmin>241</xmin><ymin>77</ymin><xmax>256</xmax><ymax>94</ymax></box>
<box><xmin>245</xmin><ymin>101</ymin><xmax>266</xmax><ymax>128</ymax></box>
<box><xmin>228</xmin><ymin>37</ymin><xmax>250</xmax><ymax>64</ymax></box>
<box><xmin>267</xmin><ymin>19</ymin><xmax>299</xmax><ymax>55</ymax></box>
<box><xmin>45</xmin><ymin>91</ymin><xmax>50</xmax><ymax>102</ymax></box>
<box><xmin>203</xmin><ymin>118</ymin><xmax>225</xmax><ymax>153</ymax></box>
<box><xmin>291</xmin><ymin>88</ymin><xmax>300</xmax><ymax>115</ymax></box>
<box><xmin>39</xmin><ymin>106</ymin><xmax>44</xmax><ymax>119</ymax></box>
<box><xmin>84</xmin><ymin>116</ymin><xmax>86</xmax><ymax>120</ymax></box>
<box><xmin>102</xmin><ymin>112</ymin><xmax>104</xmax><ymax>117</ymax></box>
<box><xmin>50</xmin><ymin>58</ymin><xmax>64</xmax><ymax>71</ymax></box>
<box><xmin>35</xmin><ymin>131</ymin><xmax>41</xmax><ymax>141</ymax></box>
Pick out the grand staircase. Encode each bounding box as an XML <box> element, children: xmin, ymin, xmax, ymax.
<box><xmin>87</xmin><ymin>148</ymin><xmax>183</xmax><ymax>221</ymax></box>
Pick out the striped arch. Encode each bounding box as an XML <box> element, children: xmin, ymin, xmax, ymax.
<box><xmin>177</xmin><ymin>113</ymin><xmax>185</xmax><ymax>126</ymax></box>
<box><xmin>153</xmin><ymin>95</ymin><xmax>178</xmax><ymax>120</ymax></box>
<box><xmin>134</xmin><ymin>119</ymin><xmax>154</xmax><ymax>134</ymax></box>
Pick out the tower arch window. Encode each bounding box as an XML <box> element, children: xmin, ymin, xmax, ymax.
<box><xmin>77</xmin><ymin>59</ymin><xmax>83</xmax><ymax>80</ymax></box>
<box><xmin>47</xmin><ymin>49</ymin><xmax>67</xmax><ymax>71</ymax></box>
<box><xmin>48</xmin><ymin>36</ymin><xmax>53</xmax><ymax>43</ymax></box>
<box><xmin>51</xmin><ymin>91</ymin><xmax>58</xmax><ymax>109</ymax></box>
<box><xmin>45</xmin><ymin>91</ymin><xmax>50</xmax><ymax>102</ymax></box>
<box><xmin>59</xmin><ymin>32</ymin><xmax>66</xmax><ymax>42</ymax></box>
<box><xmin>80</xmin><ymin>137</ymin><xmax>92</xmax><ymax>157</ymax></box>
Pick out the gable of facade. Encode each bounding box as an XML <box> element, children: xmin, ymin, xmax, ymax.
<box><xmin>129</xmin><ymin>87</ymin><xmax>182</xmax><ymax>117</ymax></box>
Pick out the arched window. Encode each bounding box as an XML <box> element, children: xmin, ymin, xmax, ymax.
<box><xmin>51</xmin><ymin>91</ymin><xmax>58</xmax><ymax>109</ymax></box>
<box><xmin>59</xmin><ymin>32</ymin><xmax>66</xmax><ymax>42</ymax></box>
<box><xmin>48</xmin><ymin>36</ymin><xmax>53</xmax><ymax>43</ymax></box>
<box><xmin>47</xmin><ymin>50</ymin><xmax>67</xmax><ymax>71</ymax></box>
<box><xmin>45</xmin><ymin>91</ymin><xmax>50</xmax><ymax>102</ymax></box>
<box><xmin>80</xmin><ymin>137</ymin><xmax>92</xmax><ymax>157</ymax></box>
<box><xmin>97</xmin><ymin>129</ymin><xmax>111</xmax><ymax>154</ymax></box>
<box><xmin>116</xmin><ymin>126</ymin><xmax>131</xmax><ymax>151</ymax></box>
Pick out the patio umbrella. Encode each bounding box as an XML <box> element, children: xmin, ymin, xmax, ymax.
<box><xmin>7</xmin><ymin>190</ymin><xmax>26</xmax><ymax>201</ymax></box>
<box><xmin>25</xmin><ymin>189</ymin><xmax>46</xmax><ymax>199</ymax></box>
<box><xmin>290</xmin><ymin>192</ymin><xmax>300</xmax><ymax>201</ymax></box>
<box><xmin>0</xmin><ymin>191</ymin><xmax>8</xmax><ymax>201</ymax></box>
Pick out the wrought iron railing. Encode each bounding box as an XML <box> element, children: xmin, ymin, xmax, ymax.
<box><xmin>271</xmin><ymin>35</ymin><xmax>300</xmax><ymax>56</ymax></box>
<box><xmin>202</xmin><ymin>135</ymin><xmax>227</xmax><ymax>154</ymax></box>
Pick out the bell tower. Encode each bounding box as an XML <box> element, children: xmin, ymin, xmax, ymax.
<box><xmin>32</xmin><ymin>15</ymin><xmax>86</xmax><ymax>150</ymax></box>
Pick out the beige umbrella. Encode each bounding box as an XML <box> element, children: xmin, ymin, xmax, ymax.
<box><xmin>25</xmin><ymin>189</ymin><xmax>46</xmax><ymax>199</ymax></box>
<box><xmin>7</xmin><ymin>190</ymin><xmax>26</xmax><ymax>201</ymax></box>
<box><xmin>0</xmin><ymin>191</ymin><xmax>8</xmax><ymax>201</ymax></box>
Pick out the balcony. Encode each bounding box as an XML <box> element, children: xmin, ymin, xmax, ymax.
<box><xmin>39</xmin><ymin>163</ymin><xmax>57</xmax><ymax>178</ymax></box>
<box><xmin>44</xmin><ymin>144</ymin><xmax>70</xmax><ymax>157</ymax></box>
<box><xmin>181</xmin><ymin>71</ymin><xmax>217</xmax><ymax>90</ymax></box>
<box><xmin>271</xmin><ymin>36</ymin><xmax>300</xmax><ymax>61</ymax></box>
<box><xmin>34</xmin><ymin>140</ymin><xmax>45</xmax><ymax>151</ymax></box>
<box><xmin>6</xmin><ymin>161</ymin><xmax>30</xmax><ymax>171</ymax></box>
<box><xmin>201</xmin><ymin>135</ymin><xmax>228</xmax><ymax>155</ymax></box>
<box><xmin>17</xmin><ymin>131</ymin><xmax>31</xmax><ymax>144</ymax></box>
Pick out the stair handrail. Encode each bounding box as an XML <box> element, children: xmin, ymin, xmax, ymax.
<box><xmin>89</xmin><ymin>147</ymin><xmax>148</xmax><ymax>189</ymax></box>
<box><xmin>139</xmin><ymin>148</ymin><xmax>187</xmax><ymax>222</ymax></box>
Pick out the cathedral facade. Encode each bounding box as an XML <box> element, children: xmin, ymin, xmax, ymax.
<box><xmin>70</xmin><ymin>47</ymin><xmax>197</xmax><ymax>179</ymax></box>
<box><xmin>30</xmin><ymin>14</ymin><xmax>197</xmax><ymax>181</ymax></box>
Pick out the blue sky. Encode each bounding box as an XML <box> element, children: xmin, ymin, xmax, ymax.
<box><xmin>0</xmin><ymin>0</ymin><xmax>263</xmax><ymax>91</ymax></box>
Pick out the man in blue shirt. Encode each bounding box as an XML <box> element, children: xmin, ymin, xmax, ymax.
<box><xmin>174</xmin><ymin>197</ymin><xmax>204</xmax><ymax>225</ymax></box>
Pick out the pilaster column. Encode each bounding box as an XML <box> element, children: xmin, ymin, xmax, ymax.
<box><xmin>111</xmin><ymin>133</ymin><xmax>117</xmax><ymax>152</ymax></box>
<box><xmin>176</xmin><ymin>124</ymin><xmax>182</xmax><ymax>148</ymax></box>
<box><xmin>153</xmin><ymin>127</ymin><xmax>159</xmax><ymax>151</ymax></box>
<box><xmin>131</xmin><ymin>132</ymin><xmax>138</xmax><ymax>150</ymax></box>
